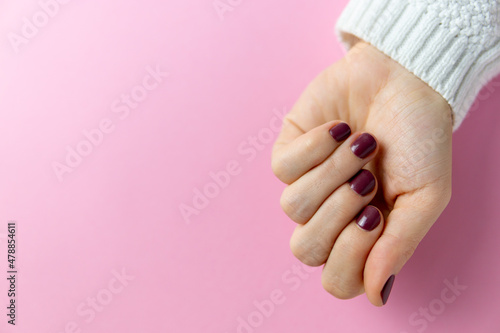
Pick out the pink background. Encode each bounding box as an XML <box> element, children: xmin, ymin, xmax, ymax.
<box><xmin>0</xmin><ymin>1</ymin><xmax>499</xmax><ymax>332</ymax></box>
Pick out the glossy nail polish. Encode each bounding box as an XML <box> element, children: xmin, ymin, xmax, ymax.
<box><xmin>329</xmin><ymin>123</ymin><xmax>351</xmax><ymax>142</ymax></box>
<box><xmin>381</xmin><ymin>275</ymin><xmax>396</xmax><ymax>305</ymax></box>
<box><xmin>351</xmin><ymin>133</ymin><xmax>377</xmax><ymax>158</ymax></box>
<box><xmin>349</xmin><ymin>170</ymin><xmax>376</xmax><ymax>196</ymax></box>
<box><xmin>356</xmin><ymin>206</ymin><xmax>381</xmax><ymax>231</ymax></box>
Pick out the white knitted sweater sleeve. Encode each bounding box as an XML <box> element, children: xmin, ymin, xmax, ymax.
<box><xmin>336</xmin><ymin>0</ymin><xmax>500</xmax><ymax>130</ymax></box>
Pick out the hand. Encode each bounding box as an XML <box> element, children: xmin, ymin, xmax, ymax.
<box><xmin>271</xmin><ymin>42</ymin><xmax>453</xmax><ymax>306</ymax></box>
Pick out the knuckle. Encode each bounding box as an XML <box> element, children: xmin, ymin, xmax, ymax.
<box><xmin>321</xmin><ymin>274</ymin><xmax>360</xmax><ymax>300</ymax></box>
<box><xmin>289</xmin><ymin>237</ymin><xmax>326</xmax><ymax>267</ymax></box>
<box><xmin>280</xmin><ymin>188</ymin><xmax>310</xmax><ymax>223</ymax></box>
<box><xmin>302</xmin><ymin>136</ymin><xmax>324</xmax><ymax>166</ymax></box>
<box><xmin>322</xmin><ymin>156</ymin><xmax>348</xmax><ymax>182</ymax></box>
<box><xmin>323</xmin><ymin>154</ymin><xmax>338</xmax><ymax>172</ymax></box>
<box><xmin>322</xmin><ymin>194</ymin><xmax>349</xmax><ymax>218</ymax></box>
<box><xmin>271</xmin><ymin>155</ymin><xmax>290</xmax><ymax>183</ymax></box>
<box><xmin>303</xmin><ymin>136</ymin><xmax>316</xmax><ymax>153</ymax></box>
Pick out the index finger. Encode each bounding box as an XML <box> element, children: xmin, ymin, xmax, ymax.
<box><xmin>272</xmin><ymin>69</ymin><xmax>344</xmax><ymax>184</ymax></box>
<box><xmin>272</xmin><ymin>120</ymin><xmax>351</xmax><ymax>184</ymax></box>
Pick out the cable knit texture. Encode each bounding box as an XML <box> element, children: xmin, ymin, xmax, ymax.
<box><xmin>336</xmin><ymin>0</ymin><xmax>500</xmax><ymax>130</ymax></box>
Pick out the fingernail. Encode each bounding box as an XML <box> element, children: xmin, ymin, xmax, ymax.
<box><xmin>356</xmin><ymin>206</ymin><xmax>381</xmax><ymax>231</ymax></box>
<box><xmin>349</xmin><ymin>170</ymin><xmax>376</xmax><ymax>196</ymax></box>
<box><xmin>329</xmin><ymin>123</ymin><xmax>351</xmax><ymax>142</ymax></box>
<box><xmin>351</xmin><ymin>133</ymin><xmax>377</xmax><ymax>158</ymax></box>
<box><xmin>381</xmin><ymin>275</ymin><xmax>396</xmax><ymax>305</ymax></box>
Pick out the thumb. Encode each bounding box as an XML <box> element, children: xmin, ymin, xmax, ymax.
<box><xmin>363</xmin><ymin>185</ymin><xmax>452</xmax><ymax>306</ymax></box>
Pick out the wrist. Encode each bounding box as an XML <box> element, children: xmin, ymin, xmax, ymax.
<box><xmin>336</xmin><ymin>0</ymin><xmax>500</xmax><ymax>131</ymax></box>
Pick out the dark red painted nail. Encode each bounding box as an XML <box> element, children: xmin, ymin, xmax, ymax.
<box><xmin>329</xmin><ymin>123</ymin><xmax>351</xmax><ymax>142</ymax></box>
<box><xmin>349</xmin><ymin>170</ymin><xmax>376</xmax><ymax>196</ymax></box>
<box><xmin>351</xmin><ymin>133</ymin><xmax>377</xmax><ymax>158</ymax></box>
<box><xmin>381</xmin><ymin>275</ymin><xmax>396</xmax><ymax>305</ymax></box>
<box><xmin>356</xmin><ymin>206</ymin><xmax>381</xmax><ymax>231</ymax></box>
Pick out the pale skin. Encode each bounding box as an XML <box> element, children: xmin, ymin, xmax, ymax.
<box><xmin>271</xmin><ymin>41</ymin><xmax>453</xmax><ymax>306</ymax></box>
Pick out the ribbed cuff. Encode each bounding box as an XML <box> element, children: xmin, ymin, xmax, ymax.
<box><xmin>336</xmin><ymin>0</ymin><xmax>500</xmax><ymax>130</ymax></box>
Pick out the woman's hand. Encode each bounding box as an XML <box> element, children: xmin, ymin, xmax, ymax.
<box><xmin>272</xmin><ymin>42</ymin><xmax>453</xmax><ymax>306</ymax></box>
